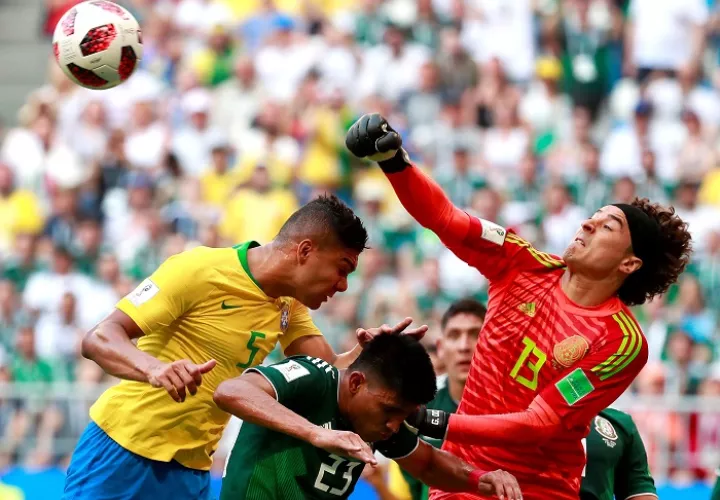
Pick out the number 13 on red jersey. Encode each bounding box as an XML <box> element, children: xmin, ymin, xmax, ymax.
<box><xmin>509</xmin><ymin>336</ymin><xmax>547</xmax><ymax>391</ymax></box>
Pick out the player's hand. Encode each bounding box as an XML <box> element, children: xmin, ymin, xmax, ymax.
<box><xmin>404</xmin><ymin>405</ymin><xmax>449</xmax><ymax>440</ymax></box>
<box><xmin>147</xmin><ymin>359</ymin><xmax>217</xmax><ymax>403</ymax></box>
<box><xmin>476</xmin><ymin>469</ymin><xmax>523</xmax><ymax>500</ymax></box>
<box><xmin>309</xmin><ymin>427</ymin><xmax>377</xmax><ymax>466</ymax></box>
<box><xmin>345</xmin><ymin>113</ymin><xmax>405</xmax><ymax>163</ymax></box>
<box><xmin>356</xmin><ymin>317</ymin><xmax>429</xmax><ymax>347</ymax></box>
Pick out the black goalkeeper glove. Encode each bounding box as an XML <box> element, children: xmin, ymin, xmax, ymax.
<box><xmin>345</xmin><ymin>113</ymin><xmax>412</xmax><ymax>173</ymax></box>
<box><xmin>405</xmin><ymin>406</ymin><xmax>450</xmax><ymax>440</ymax></box>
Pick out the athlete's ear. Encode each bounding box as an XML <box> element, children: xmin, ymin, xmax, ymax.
<box><xmin>619</xmin><ymin>254</ymin><xmax>642</xmax><ymax>275</ymax></box>
<box><xmin>435</xmin><ymin>337</ymin><xmax>444</xmax><ymax>360</ymax></box>
<box><xmin>296</xmin><ymin>239</ymin><xmax>313</xmax><ymax>264</ymax></box>
<box><xmin>348</xmin><ymin>371</ymin><xmax>366</xmax><ymax>395</ymax></box>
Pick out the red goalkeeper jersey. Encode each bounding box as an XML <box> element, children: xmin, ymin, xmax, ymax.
<box><xmin>383</xmin><ymin>165</ymin><xmax>648</xmax><ymax>500</ymax></box>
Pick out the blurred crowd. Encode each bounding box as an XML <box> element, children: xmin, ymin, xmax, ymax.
<box><xmin>0</xmin><ymin>0</ymin><xmax>719</xmax><ymax>484</ymax></box>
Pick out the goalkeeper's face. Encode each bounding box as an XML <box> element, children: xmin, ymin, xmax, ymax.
<box><xmin>294</xmin><ymin>240</ymin><xmax>359</xmax><ymax>309</ymax></box>
<box><xmin>563</xmin><ymin>206</ymin><xmax>639</xmax><ymax>279</ymax></box>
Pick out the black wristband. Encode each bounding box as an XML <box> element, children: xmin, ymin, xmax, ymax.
<box><xmin>378</xmin><ymin>148</ymin><xmax>412</xmax><ymax>174</ymax></box>
<box><xmin>407</xmin><ymin>406</ymin><xmax>450</xmax><ymax>440</ymax></box>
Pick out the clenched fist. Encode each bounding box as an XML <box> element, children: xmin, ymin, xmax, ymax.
<box><xmin>345</xmin><ymin>113</ymin><xmax>408</xmax><ymax>167</ymax></box>
<box><xmin>147</xmin><ymin>359</ymin><xmax>217</xmax><ymax>403</ymax></box>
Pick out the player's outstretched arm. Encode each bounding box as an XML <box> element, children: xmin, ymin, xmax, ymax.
<box><xmin>345</xmin><ymin>114</ymin><xmax>473</xmax><ymax>247</ymax></box>
<box><xmin>396</xmin><ymin>440</ymin><xmax>523</xmax><ymax>500</ymax></box>
<box><xmin>412</xmin><ymin>324</ymin><xmax>648</xmax><ymax>448</ymax></box>
<box><xmin>82</xmin><ymin>310</ymin><xmax>216</xmax><ymax>403</ymax></box>
<box><xmin>214</xmin><ymin>372</ymin><xmax>377</xmax><ymax>465</ymax></box>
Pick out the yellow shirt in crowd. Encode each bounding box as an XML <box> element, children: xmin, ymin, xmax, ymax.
<box><xmin>220</xmin><ymin>188</ymin><xmax>298</xmax><ymax>244</ymax></box>
<box><xmin>0</xmin><ymin>190</ymin><xmax>44</xmax><ymax>253</ymax></box>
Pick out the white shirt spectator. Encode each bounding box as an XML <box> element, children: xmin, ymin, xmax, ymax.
<box><xmin>686</xmin><ymin>86</ymin><xmax>720</xmax><ymax>138</ymax></box>
<box><xmin>234</xmin><ymin>127</ymin><xmax>301</xmax><ymax>174</ymax></box>
<box><xmin>23</xmin><ymin>272</ymin><xmax>116</xmax><ymax>331</ymax></box>
<box><xmin>356</xmin><ymin>43</ymin><xmax>430</xmax><ymax>102</ymax></box>
<box><xmin>600</xmin><ymin>121</ymin><xmax>685</xmax><ymax>183</ymax></box>
<box><xmin>483</xmin><ymin>127</ymin><xmax>529</xmax><ymax>187</ymax></box>
<box><xmin>172</xmin><ymin>125</ymin><xmax>226</xmax><ymax>178</ymax></box>
<box><xmin>316</xmin><ymin>41</ymin><xmax>358</xmax><ymax>97</ymax></box>
<box><xmin>0</xmin><ymin>127</ymin><xmax>48</xmax><ymax>194</ymax></box>
<box><xmin>34</xmin><ymin>313</ymin><xmax>82</xmax><ymax>360</ymax></box>
<box><xmin>173</xmin><ymin>0</ymin><xmax>232</xmax><ymax>35</ymax></box>
<box><xmin>255</xmin><ymin>40</ymin><xmax>320</xmax><ymax>102</ymax></box>
<box><xmin>461</xmin><ymin>0</ymin><xmax>535</xmax><ymax>81</ymax></box>
<box><xmin>124</xmin><ymin>120</ymin><xmax>167</xmax><ymax>170</ymax></box>
<box><xmin>438</xmin><ymin>248</ymin><xmax>488</xmax><ymax>298</ymax></box>
<box><xmin>211</xmin><ymin>65</ymin><xmax>267</xmax><ymax>145</ymax></box>
<box><xmin>629</xmin><ymin>0</ymin><xmax>708</xmax><ymax>71</ymax></box>
<box><xmin>675</xmin><ymin>204</ymin><xmax>720</xmax><ymax>257</ymax></box>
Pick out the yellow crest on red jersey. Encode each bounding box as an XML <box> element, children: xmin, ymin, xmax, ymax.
<box><xmin>517</xmin><ymin>302</ymin><xmax>537</xmax><ymax>317</ymax></box>
<box><xmin>552</xmin><ymin>335</ymin><xmax>589</xmax><ymax>368</ymax></box>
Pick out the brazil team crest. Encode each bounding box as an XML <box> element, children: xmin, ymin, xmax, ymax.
<box><xmin>280</xmin><ymin>302</ymin><xmax>290</xmax><ymax>332</ymax></box>
<box><xmin>594</xmin><ymin>416</ymin><xmax>618</xmax><ymax>441</ymax></box>
<box><xmin>552</xmin><ymin>335</ymin><xmax>589</xmax><ymax>369</ymax></box>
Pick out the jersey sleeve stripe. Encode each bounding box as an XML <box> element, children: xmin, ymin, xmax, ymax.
<box><xmin>601</xmin><ymin>313</ymin><xmax>638</xmax><ymax>375</ymax></box>
<box><xmin>591</xmin><ymin>315</ymin><xmax>632</xmax><ymax>373</ymax></box>
<box><xmin>245</xmin><ymin>368</ymin><xmax>279</xmax><ymax>400</ymax></box>
<box><xmin>601</xmin><ymin>312</ymin><xmax>644</xmax><ymax>380</ymax></box>
<box><xmin>504</xmin><ymin>234</ymin><xmax>565</xmax><ymax>268</ymax></box>
<box><xmin>591</xmin><ymin>313</ymin><xmax>639</xmax><ymax>377</ymax></box>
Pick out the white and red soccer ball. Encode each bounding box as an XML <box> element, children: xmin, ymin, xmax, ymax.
<box><xmin>52</xmin><ymin>1</ymin><xmax>143</xmax><ymax>90</ymax></box>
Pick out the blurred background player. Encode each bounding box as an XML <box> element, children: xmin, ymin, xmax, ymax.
<box><xmin>214</xmin><ymin>334</ymin><xmax>522</xmax><ymax>500</ymax></box>
<box><xmin>580</xmin><ymin>408</ymin><xmax>657</xmax><ymax>500</ymax></box>
<box><xmin>346</xmin><ymin>113</ymin><xmax>693</xmax><ymax>500</ymax></box>
<box><xmin>63</xmin><ymin>195</ymin><xmax>427</xmax><ymax>500</ymax></box>
<box><xmin>389</xmin><ymin>298</ymin><xmax>486</xmax><ymax>500</ymax></box>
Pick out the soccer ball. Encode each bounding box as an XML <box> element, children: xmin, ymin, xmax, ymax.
<box><xmin>52</xmin><ymin>0</ymin><xmax>143</xmax><ymax>90</ymax></box>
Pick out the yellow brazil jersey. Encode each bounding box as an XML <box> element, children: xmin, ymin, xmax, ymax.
<box><xmin>89</xmin><ymin>241</ymin><xmax>322</xmax><ymax>470</ymax></box>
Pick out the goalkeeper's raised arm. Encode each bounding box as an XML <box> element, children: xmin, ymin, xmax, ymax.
<box><xmin>345</xmin><ymin>113</ymin><xmax>564</xmax><ymax>282</ymax></box>
<box><xmin>345</xmin><ymin>113</ymin><xmax>474</xmax><ymax>247</ymax></box>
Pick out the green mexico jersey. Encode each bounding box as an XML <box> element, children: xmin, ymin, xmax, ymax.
<box><xmin>580</xmin><ymin>408</ymin><xmax>657</xmax><ymax>500</ymax></box>
<box><xmin>220</xmin><ymin>356</ymin><xmax>419</xmax><ymax>500</ymax></box>
<box><xmin>401</xmin><ymin>376</ymin><xmax>459</xmax><ymax>500</ymax></box>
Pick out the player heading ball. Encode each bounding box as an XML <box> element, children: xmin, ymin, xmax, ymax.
<box><xmin>346</xmin><ymin>113</ymin><xmax>693</xmax><ymax>500</ymax></box>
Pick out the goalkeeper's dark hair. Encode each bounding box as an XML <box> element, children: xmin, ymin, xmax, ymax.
<box><xmin>617</xmin><ymin>198</ymin><xmax>693</xmax><ymax>306</ymax></box>
<box><xmin>349</xmin><ymin>334</ymin><xmax>437</xmax><ymax>406</ymax></box>
<box><xmin>441</xmin><ymin>298</ymin><xmax>487</xmax><ymax>330</ymax></box>
<box><xmin>276</xmin><ymin>194</ymin><xmax>368</xmax><ymax>253</ymax></box>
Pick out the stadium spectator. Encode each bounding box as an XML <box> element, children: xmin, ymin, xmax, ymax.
<box><xmin>0</xmin><ymin>0</ymin><xmax>719</xmax><ymax>495</ymax></box>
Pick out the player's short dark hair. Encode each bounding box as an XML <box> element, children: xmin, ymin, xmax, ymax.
<box><xmin>276</xmin><ymin>194</ymin><xmax>368</xmax><ymax>253</ymax></box>
<box><xmin>349</xmin><ymin>334</ymin><xmax>436</xmax><ymax>406</ymax></box>
<box><xmin>440</xmin><ymin>298</ymin><xmax>487</xmax><ymax>330</ymax></box>
<box><xmin>618</xmin><ymin>198</ymin><xmax>693</xmax><ymax>306</ymax></box>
